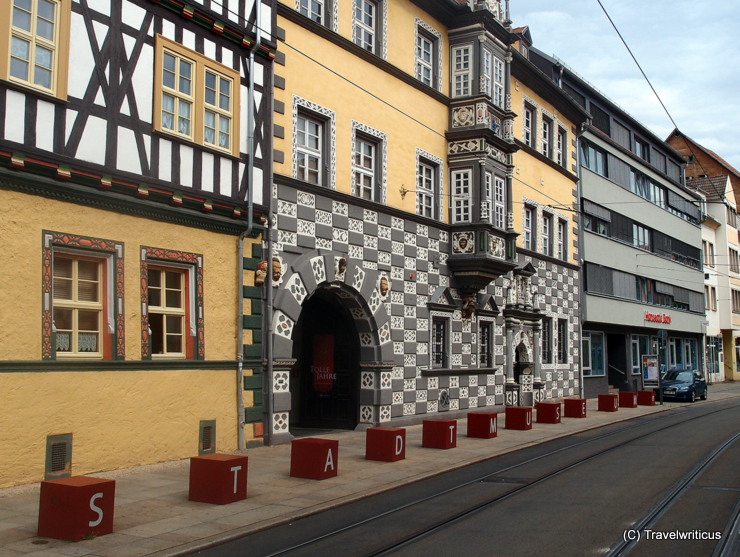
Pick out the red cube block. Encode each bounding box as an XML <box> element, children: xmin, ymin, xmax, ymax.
<box><xmin>598</xmin><ymin>393</ymin><xmax>619</xmax><ymax>412</ymax></box>
<box><xmin>38</xmin><ymin>476</ymin><xmax>115</xmax><ymax>541</ymax></box>
<box><xmin>637</xmin><ymin>390</ymin><xmax>656</xmax><ymax>406</ymax></box>
<box><xmin>189</xmin><ymin>453</ymin><xmax>248</xmax><ymax>504</ymax></box>
<box><xmin>422</xmin><ymin>419</ymin><xmax>457</xmax><ymax>449</ymax></box>
<box><xmin>505</xmin><ymin>406</ymin><xmax>533</xmax><ymax>430</ymax></box>
<box><xmin>466</xmin><ymin>412</ymin><xmax>498</xmax><ymax>439</ymax></box>
<box><xmin>536</xmin><ymin>401</ymin><xmax>562</xmax><ymax>424</ymax></box>
<box><xmin>365</xmin><ymin>427</ymin><xmax>406</xmax><ymax>462</ymax></box>
<box><xmin>564</xmin><ymin>398</ymin><xmax>587</xmax><ymax>418</ymax></box>
<box><xmin>619</xmin><ymin>392</ymin><xmax>638</xmax><ymax>408</ymax></box>
<box><xmin>290</xmin><ymin>438</ymin><xmax>339</xmax><ymax>480</ymax></box>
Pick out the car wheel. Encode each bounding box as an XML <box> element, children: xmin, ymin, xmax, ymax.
<box><xmin>690</xmin><ymin>389</ymin><xmax>696</xmax><ymax>403</ymax></box>
<box><xmin>701</xmin><ymin>388</ymin><xmax>708</xmax><ymax>401</ymax></box>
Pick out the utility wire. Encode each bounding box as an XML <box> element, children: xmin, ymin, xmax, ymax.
<box><xmin>595</xmin><ymin>0</ymin><xmax>723</xmax><ymax>201</ymax></box>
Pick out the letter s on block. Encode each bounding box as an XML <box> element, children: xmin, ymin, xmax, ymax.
<box><xmin>88</xmin><ymin>492</ymin><xmax>104</xmax><ymax>527</ymax></box>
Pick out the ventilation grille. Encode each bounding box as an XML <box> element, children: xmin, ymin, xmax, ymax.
<box><xmin>199</xmin><ymin>420</ymin><xmax>216</xmax><ymax>455</ymax></box>
<box><xmin>45</xmin><ymin>434</ymin><xmax>72</xmax><ymax>480</ymax></box>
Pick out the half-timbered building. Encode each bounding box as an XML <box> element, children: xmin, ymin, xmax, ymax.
<box><xmin>0</xmin><ymin>0</ymin><xmax>276</xmax><ymax>486</ymax></box>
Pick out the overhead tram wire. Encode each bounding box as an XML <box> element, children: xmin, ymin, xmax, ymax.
<box><xmin>595</xmin><ymin>0</ymin><xmax>722</xmax><ymax>203</ymax></box>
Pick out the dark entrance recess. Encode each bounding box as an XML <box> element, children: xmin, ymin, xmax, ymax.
<box><xmin>514</xmin><ymin>342</ymin><xmax>534</xmax><ymax>406</ymax></box>
<box><xmin>292</xmin><ymin>287</ymin><xmax>360</xmax><ymax>430</ymax></box>
<box><xmin>607</xmin><ymin>333</ymin><xmax>630</xmax><ymax>391</ymax></box>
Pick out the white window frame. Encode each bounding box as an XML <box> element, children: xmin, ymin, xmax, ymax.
<box><xmin>417</xmin><ymin>160</ymin><xmax>436</xmax><ymax>219</ymax></box>
<box><xmin>541</xmin><ymin>117</ymin><xmax>552</xmax><ymax>158</ymax></box>
<box><xmin>542</xmin><ymin>213</ymin><xmax>552</xmax><ymax>256</ymax></box>
<box><xmin>297</xmin><ymin>0</ymin><xmax>325</xmax><ymax>24</ymax></box>
<box><xmin>452</xmin><ymin>169</ymin><xmax>472</xmax><ymax>223</ymax></box>
<box><xmin>523</xmin><ymin>105</ymin><xmax>534</xmax><ymax>147</ymax></box>
<box><xmin>481</xmin><ymin>47</ymin><xmax>492</xmax><ymax>96</ymax></box>
<box><xmin>353</xmin><ymin>0</ymin><xmax>378</xmax><ymax>53</ymax></box>
<box><xmin>452</xmin><ymin>44</ymin><xmax>472</xmax><ymax>98</ymax></box>
<box><xmin>296</xmin><ymin>112</ymin><xmax>323</xmax><ymax>185</ymax></box>
<box><xmin>431</xmin><ymin>315</ymin><xmax>450</xmax><ymax>369</ymax></box>
<box><xmin>493</xmin><ymin>55</ymin><xmax>504</xmax><ymax>108</ymax></box>
<box><xmin>353</xmin><ymin>136</ymin><xmax>377</xmax><ymax>201</ymax></box>
<box><xmin>556</xmin><ymin>127</ymin><xmax>566</xmax><ymax>166</ymax></box>
<box><xmin>557</xmin><ymin>219</ymin><xmax>567</xmax><ymax>260</ymax></box>
<box><xmin>415</xmin><ymin>30</ymin><xmax>434</xmax><ymax>87</ymax></box>
<box><xmin>523</xmin><ymin>205</ymin><xmax>535</xmax><ymax>250</ymax></box>
<box><xmin>494</xmin><ymin>176</ymin><xmax>505</xmax><ymax>230</ymax></box>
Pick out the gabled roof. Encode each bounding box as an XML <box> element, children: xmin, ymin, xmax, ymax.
<box><xmin>685</xmin><ymin>175</ymin><xmax>729</xmax><ymax>201</ymax></box>
<box><xmin>512</xmin><ymin>25</ymin><xmax>532</xmax><ymax>45</ymax></box>
<box><xmin>668</xmin><ymin>129</ymin><xmax>740</xmax><ymax>179</ymax></box>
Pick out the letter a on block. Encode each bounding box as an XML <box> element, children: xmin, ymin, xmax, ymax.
<box><xmin>395</xmin><ymin>435</ymin><xmax>403</xmax><ymax>456</ymax></box>
<box><xmin>324</xmin><ymin>449</ymin><xmax>335</xmax><ymax>472</ymax></box>
<box><xmin>230</xmin><ymin>466</ymin><xmax>242</xmax><ymax>493</ymax></box>
<box><xmin>490</xmin><ymin>417</ymin><xmax>497</xmax><ymax>434</ymax></box>
<box><xmin>88</xmin><ymin>492</ymin><xmax>104</xmax><ymax>527</ymax></box>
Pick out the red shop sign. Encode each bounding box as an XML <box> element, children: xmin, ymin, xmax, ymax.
<box><xmin>312</xmin><ymin>334</ymin><xmax>336</xmax><ymax>393</ymax></box>
<box><xmin>644</xmin><ymin>311</ymin><xmax>671</xmax><ymax>325</ymax></box>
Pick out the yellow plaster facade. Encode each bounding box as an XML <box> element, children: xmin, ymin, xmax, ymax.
<box><xmin>275</xmin><ymin>1</ymin><xmax>450</xmax><ymax>216</ymax></box>
<box><xmin>0</xmin><ymin>189</ymin><xmax>251</xmax><ymax>487</ymax></box>
<box><xmin>510</xmin><ymin>77</ymin><xmax>580</xmax><ymax>266</ymax></box>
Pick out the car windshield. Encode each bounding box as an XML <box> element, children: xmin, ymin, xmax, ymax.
<box><xmin>664</xmin><ymin>371</ymin><xmax>693</xmax><ymax>382</ymax></box>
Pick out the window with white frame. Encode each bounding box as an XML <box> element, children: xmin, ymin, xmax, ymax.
<box><xmin>702</xmin><ymin>240</ymin><xmax>715</xmax><ymax>267</ymax></box>
<box><xmin>431</xmin><ymin>316</ymin><xmax>449</xmax><ymax>368</ymax></box>
<box><xmin>482</xmin><ymin>171</ymin><xmax>493</xmax><ymax>223</ymax></box>
<box><xmin>541</xmin><ymin>117</ymin><xmax>553</xmax><ymax>158</ymax></box>
<box><xmin>353</xmin><ymin>0</ymin><xmax>378</xmax><ymax>53</ymax></box>
<box><xmin>416</xmin><ymin>28</ymin><xmax>435</xmax><ymax>87</ymax></box>
<box><xmin>417</xmin><ymin>159</ymin><xmax>438</xmax><ymax>219</ymax></box>
<box><xmin>493</xmin><ymin>55</ymin><xmax>504</xmax><ymax>108</ymax></box>
<box><xmin>556</xmin><ymin>127</ymin><xmax>567</xmax><ymax>167</ymax></box>
<box><xmin>523</xmin><ymin>205</ymin><xmax>535</xmax><ymax>250</ymax></box>
<box><xmin>481</xmin><ymin>47</ymin><xmax>492</xmax><ymax>96</ymax></box>
<box><xmin>542</xmin><ymin>213</ymin><xmax>552</xmax><ymax>256</ymax></box>
<box><xmin>557</xmin><ymin>219</ymin><xmax>567</xmax><ymax>260</ymax></box>
<box><xmin>452</xmin><ymin>44</ymin><xmax>472</xmax><ymax>97</ymax></box>
<box><xmin>494</xmin><ymin>176</ymin><xmax>506</xmax><ymax>230</ymax></box>
<box><xmin>523</xmin><ymin>104</ymin><xmax>535</xmax><ymax>147</ymax></box>
<box><xmin>353</xmin><ymin>135</ymin><xmax>378</xmax><ymax>201</ymax></box>
<box><xmin>296</xmin><ymin>112</ymin><xmax>323</xmax><ymax>185</ymax></box>
<box><xmin>297</xmin><ymin>0</ymin><xmax>327</xmax><ymax>24</ymax></box>
<box><xmin>452</xmin><ymin>169</ymin><xmax>472</xmax><ymax>223</ymax></box>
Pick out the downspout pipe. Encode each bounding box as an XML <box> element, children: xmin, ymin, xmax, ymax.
<box><xmin>236</xmin><ymin>1</ymin><xmax>263</xmax><ymax>451</ymax></box>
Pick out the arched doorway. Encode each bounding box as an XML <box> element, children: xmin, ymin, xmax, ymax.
<box><xmin>291</xmin><ymin>287</ymin><xmax>360</xmax><ymax>430</ymax></box>
<box><xmin>514</xmin><ymin>341</ymin><xmax>534</xmax><ymax>406</ymax></box>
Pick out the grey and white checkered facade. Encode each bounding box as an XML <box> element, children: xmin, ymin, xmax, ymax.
<box><xmin>268</xmin><ymin>183</ymin><xmax>580</xmax><ymax>435</ymax></box>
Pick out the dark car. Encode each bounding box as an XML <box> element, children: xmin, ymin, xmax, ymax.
<box><xmin>655</xmin><ymin>370</ymin><xmax>708</xmax><ymax>402</ymax></box>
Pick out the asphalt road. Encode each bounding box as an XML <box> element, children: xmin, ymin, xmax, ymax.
<box><xmin>194</xmin><ymin>397</ymin><xmax>740</xmax><ymax>557</ymax></box>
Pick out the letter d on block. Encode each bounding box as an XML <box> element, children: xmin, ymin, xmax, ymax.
<box><xmin>88</xmin><ymin>492</ymin><xmax>104</xmax><ymax>527</ymax></box>
<box><xmin>395</xmin><ymin>434</ymin><xmax>403</xmax><ymax>456</ymax></box>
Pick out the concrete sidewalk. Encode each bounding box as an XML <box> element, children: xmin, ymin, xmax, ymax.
<box><xmin>2</xmin><ymin>383</ymin><xmax>738</xmax><ymax>557</ymax></box>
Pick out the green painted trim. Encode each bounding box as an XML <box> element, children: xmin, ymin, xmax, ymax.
<box><xmin>243</xmin><ymin>285</ymin><xmax>263</xmax><ymax>299</ymax></box>
<box><xmin>244</xmin><ymin>406</ymin><xmax>264</xmax><ymax>423</ymax></box>
<box><xmin>0</xmin><ymin>360</ymin><xmax>239</xmax><ymax>373</ymax></box>
<box><xmin>243</xmin><ymin>375</ymin><xmax>262</xmax><ymax>389</ymax></box>
<box><xmin>246</xmin><ymin>440</ymin><xmax>264</xmax><ymax>449</ymax></box>
<box><xmin>251</xmin><ymin>243</ymin><xmax>263</xmax><ymax>258</ymax></box>
<box><xmin>242</xmin><ymin>314</ymin><xmax>262</xmax><ymax>329</ymax></box>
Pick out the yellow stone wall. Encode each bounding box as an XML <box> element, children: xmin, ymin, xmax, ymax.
<box><xmin>0</xmin><ymin>188</ymin><xmax>250</xmax><ymax>487</ymax></box>
<box><xmin>275</xmin><ymin>1</ymin><xmax>449</xmax><ymax>216</ymax></box>
<box><xmin>510</xmin><ymin>78</ymin><xmax>579</xmax><ymax>266</ymax></box>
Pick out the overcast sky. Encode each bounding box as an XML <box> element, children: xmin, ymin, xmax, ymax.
<box><xmin>510</xmin><ymin>0</ymin><xmax>740</xmax><ymax>172</ymax></box>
